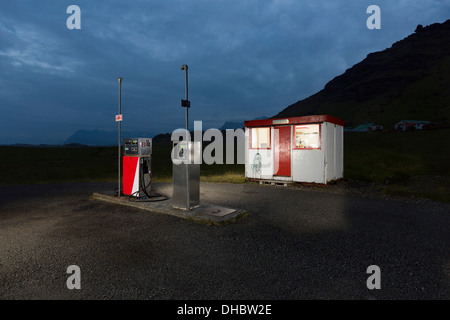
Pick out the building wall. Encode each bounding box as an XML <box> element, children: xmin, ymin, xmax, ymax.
<box><xmin>292</xmin><ymin>124</ymin><xmax>326</xmax><ymax>183</ymax></box>
<box><xmin>336</xmin><ymin>124</ymin><xmax>344</xmax><ymax>180</ymax></box>
<box><xmin>324</xmin><ymin>122</ymin><xmax>343</xmax><ymax>182</ymax></box>
<box><xmin>292</xmin><ymin>148</ymin><xmax>325</xmax><ymax>183</ymax></box>
<box><xmin>245</xmin><ymin>128</ymin><xmax>274</xmax><ymax>180</ymax></box>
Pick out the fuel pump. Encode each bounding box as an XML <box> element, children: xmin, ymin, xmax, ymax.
<box><xmin>122</xmin><ymin>138</ymin><xmax>152</xmax><ymax>198</ymax></box>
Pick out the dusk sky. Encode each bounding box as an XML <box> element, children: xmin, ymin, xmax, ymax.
<box><xmin>0</xmin><ymin>1</ymin><xmax>448</xmax><ymax>144</ymax></box>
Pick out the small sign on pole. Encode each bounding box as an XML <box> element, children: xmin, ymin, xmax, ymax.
<box><xmin>115</xmin><ymin>114</ymin><xmax>123</xmax><ymax>122</ymax></box>
<box><xmin>181</xmin><ymin>99</ymin><xmax>190</xmax><ymax>108</ymax></box>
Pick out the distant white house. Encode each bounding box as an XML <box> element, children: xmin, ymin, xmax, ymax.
<box><xmin>394</xmin><ymin>120</ymin><xmax>434</xmax><ymax>131</ymax></box>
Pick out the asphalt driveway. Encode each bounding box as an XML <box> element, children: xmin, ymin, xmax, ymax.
<box><xmin>0</xmin><ymin>181</ymin><xmax>448</xmax><ymax>300</ymax></box>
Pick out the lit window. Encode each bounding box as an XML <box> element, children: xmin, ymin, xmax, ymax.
<box><xmin>250</xmin><ymin>127</ymin><xmax>271</xmax><ymax>149</ymax></box>
<box><xmin>294</xmin><ymin>124</ymin><xmax>321</xmax><ymax>149</ymax></box>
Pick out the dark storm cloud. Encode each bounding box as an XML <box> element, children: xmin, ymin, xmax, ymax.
<box><xmin>0</xmin><ymin>0</ymin><xmax>448</xmax><ymax>144</ymax></box>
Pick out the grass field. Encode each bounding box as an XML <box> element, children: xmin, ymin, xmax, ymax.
<box><xmin>0</xmin><ymin>128</ymin><xmax>449</xmax><ymax>202</ymax></box>
<box><xmin>344</xmin><ymin>127</ymin><xmax>450</xmax><ymax>202</ymax></box>
<box><xmin>0</xmin><ymin>143</ymin><xmax>246</xmax><ymax>185</ymax></box>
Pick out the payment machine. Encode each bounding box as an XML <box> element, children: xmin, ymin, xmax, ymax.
<box><xmin>172</xmin><ymin>141</ymin><xmax>201</xmax><ymax>210</ymax></box>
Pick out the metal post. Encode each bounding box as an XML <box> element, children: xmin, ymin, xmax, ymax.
<box><xmin>118</xmin><ymin>77</ymin><xmax>123</xmax><ymax>197</ymax></box>
<box><xmin>181</xmin><ymin>65</ymin><xmax>190</xmax><ymax>210</ymax></box>
<box><xmin>184</xmin><ymin>67</ymin><xmax>189</xmax><ymax>132</ymax></box>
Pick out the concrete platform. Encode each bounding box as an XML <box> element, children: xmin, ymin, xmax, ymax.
<box><xmin>91</xmin><ymin>192</ymin><xmax>248</xmax><ymax>224</ymax></box>
<box><xmin>256</xmin><ymin>179</ymin><xmax>295</xmax><ymax>187</ymax></box>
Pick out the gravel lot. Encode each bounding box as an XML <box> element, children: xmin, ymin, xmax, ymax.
<box><xmin>0</xmin><ymin>181</ymin><xmax>449</xmax><ymax>300</ymax></box>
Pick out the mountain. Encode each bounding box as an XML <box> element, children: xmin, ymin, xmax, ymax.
<box><xmin>219</xmin><ymin>121</ymin><xmax>245</xmax><ymax>130</ymax></box>
<box><xmin>64</xmin><ymin>129</ymin><xmax>157</xmax><ymax>146</ymax></box>
<box><xmin>219</xmin><ymin>116</ymin><xmax>268</xmax><ymax>130</ymax></box>
<box><xmin>273</xmin><ymin>20</ymin><xmax>450</xmax><ymax>128</ymax></box>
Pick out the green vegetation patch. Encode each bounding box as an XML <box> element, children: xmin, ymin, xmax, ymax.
<box><xmin>344</xmin><ymin>128</ymin><xmax>450</xmax><ymax>202</ymax></box>
<box><xmin>1</xmin><ymin>128</ymin><xmax>448</xmax><ymax>203</ymax></box>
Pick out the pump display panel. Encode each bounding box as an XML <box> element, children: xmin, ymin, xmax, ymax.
<box><xmin>123</xmin><ymin>138</ymin><xmax>152</xmax><ymax>156</ymax></box>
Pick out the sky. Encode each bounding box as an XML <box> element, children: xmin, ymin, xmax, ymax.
<box><xmin>0</xmin><ymin>0</ymin><xmax>448</xmax><ymax>144</ymax></box>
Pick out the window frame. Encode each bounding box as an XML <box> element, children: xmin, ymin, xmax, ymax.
<box><xmin>293</xmin><ymin>124</ymin><xmax>321</xmax><ymax>150</ymax></box>
<box><xmin>249</xmin><ymin>127</ymin><xmax>272</xmax><ymax>150</ymax></box>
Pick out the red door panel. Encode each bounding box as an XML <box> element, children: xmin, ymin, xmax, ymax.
<box><xmin>274</xmin><ymin>126</ymin><xmax>291</xmax><ymax>176</ymax></box>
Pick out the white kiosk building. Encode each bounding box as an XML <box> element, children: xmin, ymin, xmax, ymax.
<box><xmin>244</xmin><ymin>115</ymin><xmax>344</xmax><ymax>184</ymax></box>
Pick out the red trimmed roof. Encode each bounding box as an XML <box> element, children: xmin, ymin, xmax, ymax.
<box><xmin>244</xmin><ymin>115</ymin><xmax>344</xmax><ymax>127</ymax></box>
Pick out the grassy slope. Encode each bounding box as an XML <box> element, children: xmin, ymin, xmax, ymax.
<box><xmin>344</xmin><ymin>128</ymin><xmax>450</xmax><ymax>202</ymax></box>
<box><xmin>0</xmin><ymin>144</ymin><xmax>246</xmax><ymax>185</ymax></box>
<box><xmin>0</xmin><ymin>146</ymin><xmax>118</xmax><ymax>185</ymax></box>
<box><xmin>345</xmin><ymin>129</ymin><xmax>448</xmax><ymax>182</ymax></box>
<box><xmin>0</xmin><ymin>128</ymin><xmax>448</xmax><ymax>202</ymax></box>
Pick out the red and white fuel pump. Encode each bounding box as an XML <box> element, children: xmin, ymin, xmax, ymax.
<box><xmin>122</xmin><ymin>138</ymin><xmax>152</xmax><ymax>198</ymax></box>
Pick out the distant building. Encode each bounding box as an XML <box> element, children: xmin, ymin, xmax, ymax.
<box><xmin>394</xmin><ymin>120</ymin><xmax>434</xmax><ymax>131</ymax></box>
<box><xmin>368</xmin><ymin>124</ymin><xmax>384</xmax><ymax>132</ymax></box>
<box><xmin>345</xmin><ymin>123</ymin><xmax>383</xmax><ymax>133</ymax></box>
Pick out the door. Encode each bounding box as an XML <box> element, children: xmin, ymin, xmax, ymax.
<box><xmin>274</xmin><ymin>126</ymin><xmax>291</xmax><ymax>176</ymax></box>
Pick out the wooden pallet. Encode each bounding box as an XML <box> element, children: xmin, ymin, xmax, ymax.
<box><xmin>258</xmin><ymin>179</ymin><xmax>294</xmax><ymax>187</ymax></box>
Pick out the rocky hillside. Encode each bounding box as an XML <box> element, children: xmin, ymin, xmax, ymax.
<box><xmin>273</xmin><ymin>20</ymin><xmax>450</xmax><ymax>128</ymax></box>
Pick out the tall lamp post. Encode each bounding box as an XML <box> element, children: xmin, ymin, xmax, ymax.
<box><xmin>181</xmin><ymin>65</ymin><xmax>190</xmax><ymax>209</ymax></box>
<box><xmin>181</xmin><ymin>65</ymin><xmax>189</xmax><ymax>131</ymax></box>
<box><xmin>117</xmin><ymin>77</ymin><xmax>123</xmax><ymax>197</ymax></box>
